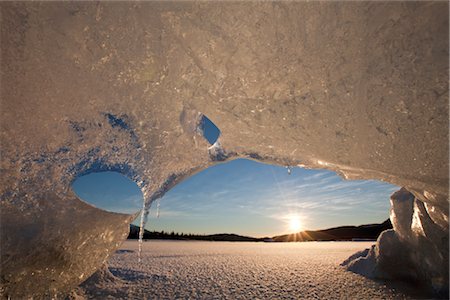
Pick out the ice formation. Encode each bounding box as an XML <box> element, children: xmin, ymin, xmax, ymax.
<box><xmin>342</xmin><ymin>188</ymin><xmax>449</xmax><ymax>296</ymax></box>
<box><xmin>286</xmin><ymin>166</ymin><xmax>292</xmax><ymax>175</ymax></box>
<box><xmin>156</xmin><ymin>198</ymin><xmax>161</xmax><ymax>219</ymax></box>
<box><xmin>138</xmin><ymin>201</ymin><xmax>151</xmax><ymax>263</ymax></box>
<box><xmin>0</xmin><ymin>1</ymin><xmax>448</xmax><ymax>298</ymax></box>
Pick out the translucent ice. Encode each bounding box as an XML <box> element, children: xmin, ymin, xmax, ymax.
<box><xmin>342</xmin><ymin>188</ymin><xmax>449</xmax><ymax>296</ymax></box>
<box><xmin>156</xmin><ymin>198</ymin><xmax>161</xmax><ymax>219</ymax></box>
<box><xmin>1</xmin><ymin>1</ymin><xmax>448</xmax><ymax>298</ymax></box>
<box><xmin>286</xmin><ymin>166</ymin><xmax>292</xmax><ymax>175</ymax></box>
<box><xmin>138</xmin><ymin>200</ymin><xmax>152</xmax><ymax>263</ymax></box>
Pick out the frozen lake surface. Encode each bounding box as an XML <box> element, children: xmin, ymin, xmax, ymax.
<box><xmin>74</xmin><ymin>240</ymin><xmax>414</xmax><ymax>299</ymax></box>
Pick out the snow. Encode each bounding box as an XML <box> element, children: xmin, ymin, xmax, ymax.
<box><xmin>71</xmin><ymin>241</ymin><xmax>413</xmax><ymax>299</ymax></box>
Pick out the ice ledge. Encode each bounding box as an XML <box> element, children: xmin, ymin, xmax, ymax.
<box><xmin>342</xmin><ymin>188</ymin><xmax>449</xmax><ymax>297</ymax></box>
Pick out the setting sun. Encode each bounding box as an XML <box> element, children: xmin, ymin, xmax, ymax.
<box><xmin>289</xmin><ymin>216</ymin><xmax>302</xmax><ymax>232</ymax></box>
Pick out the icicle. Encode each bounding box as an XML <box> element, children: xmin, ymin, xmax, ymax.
<box><xmin>156</xmin><ymin>198</ymin><xmax>161</xmax><ymax>218</ymax></box>
<box><xmin>138</xmin><ymin>199</ymin><xmax>152</xmax><ymax>263</ymax></box>
<box><xmin>286</xmin><ymin>165</ymin><xmax>292</xmax><ymax>175</ymax></box>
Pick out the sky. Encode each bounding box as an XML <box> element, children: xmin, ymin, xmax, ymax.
<box><xmin>72</xmin><ymin>159</ymin><xmax>399</xmax><ymax>238</ymax></box>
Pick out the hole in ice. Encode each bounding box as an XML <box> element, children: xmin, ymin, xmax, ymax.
<box><xmin>199</xmin><ymin>114</ymin><xmax>220</xmax><ymax>145</ymax></box>
<box><xmin>72</xmin><ymin>171</ymin><xmax>143</xmax><ymax>214</ymax></box>
<box><xmin>133</xmin><ymin>159</ymin><xmax>399</xmax><ymax>239</ymax></box>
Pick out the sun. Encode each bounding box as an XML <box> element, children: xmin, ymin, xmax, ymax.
<box><xmin>289</xmin><ymin>216</ymin><xmax>302</xmax><ymax>232</ymax></box>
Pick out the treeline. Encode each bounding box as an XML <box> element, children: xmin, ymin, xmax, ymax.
<box><xmin>127</xmin><ymin>224</ymin><xmax>264</xmax><ymax>242</ymax></box>
<box><xmin>128</xmin><ymin>219</ymin><xmax>392</xmax><ymax>242</ymax></box>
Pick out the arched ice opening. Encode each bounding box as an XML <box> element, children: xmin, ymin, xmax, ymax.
<box><xmin>0</xmin><ymin>1</ymin><xmax>448</xmax><ymax>299</ymax></box>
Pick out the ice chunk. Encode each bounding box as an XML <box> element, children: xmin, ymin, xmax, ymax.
<box><xmin>343</xmin><ymin>189</ymin><xmax>449</xmax><ymax>296</ymax></box>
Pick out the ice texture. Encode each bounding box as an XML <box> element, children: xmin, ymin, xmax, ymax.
<box><xmin>70</xmin><ymin>241</ymin><xmax>416</xmax><ymax>299</ymax></box>
<box><xmin>0</xmin><ymin>1</ymin><xmax>448</xmax><ymax>298</ymax></box>
<box><xmin>342</xmin><ymin>189</ymin><xmax>449</xmax><ymax>297</ymax></box>
<box><xmin>138</xmin><ymin>201</ymin><xmax>151</xmax><ymax>263</ymax></box>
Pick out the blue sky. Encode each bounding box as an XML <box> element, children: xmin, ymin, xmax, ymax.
<box><xmin>72</xmin><ymin>159</ymin><xmax>399</xmax><ymax>237</ymax></box>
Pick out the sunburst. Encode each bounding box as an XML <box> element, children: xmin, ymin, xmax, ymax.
<box><xmin>288</xmin><ymin>215</ymin><xmax>302</xmax><ymax>232</ymax></box>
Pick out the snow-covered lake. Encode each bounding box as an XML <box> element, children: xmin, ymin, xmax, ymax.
<box><xmin>75</xmin><ymin>240</ymin><xmax>413</xmax><ymax>299</ymax></box>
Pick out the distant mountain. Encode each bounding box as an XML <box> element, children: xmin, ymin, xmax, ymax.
<box><xmin>272</xmin><ymin>219</ymin><xmax>392</xmax><ymax>242</ymax></box>
<box><xmin>128</xmin><ymin>219</ymin><xmax>392</xmax><ymax>242</ymax></box>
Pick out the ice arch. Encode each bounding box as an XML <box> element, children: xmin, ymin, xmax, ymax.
<box><xmin>0</xmin><ymin>1</ymin><xmax>448</xmax><ymax>298</ymax></box>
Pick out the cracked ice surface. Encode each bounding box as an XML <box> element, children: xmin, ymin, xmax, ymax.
<box><xmin>0</xmin><ymin>1</ymin><xmax>448</xmax><ymax>298</ymax></box>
